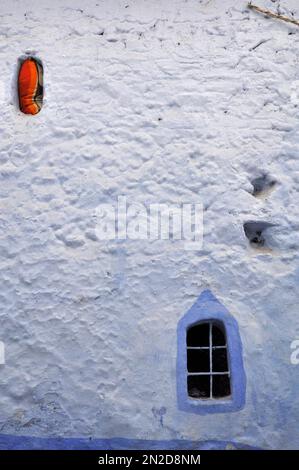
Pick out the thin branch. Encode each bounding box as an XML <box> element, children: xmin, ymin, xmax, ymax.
<box><xmin>248</xmin><ymin>3</ymin><xmax>299</xmax><ymax>27</ymax></box>
<box><xmin>249</xmin><ymin>38</ymin><xmax>270</xmax><ymax>51</ymax></box>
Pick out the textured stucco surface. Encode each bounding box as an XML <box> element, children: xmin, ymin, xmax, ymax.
<box><xmin>0</xmin><ymin>0</ymin><xmax>299</xmax><ymax>450</ymax></box>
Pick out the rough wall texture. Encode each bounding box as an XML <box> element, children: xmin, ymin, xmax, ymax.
<box><xmin>0</xmin><ymin>0</ymin><xmax>299</xmax><ymax>449</ymax></box>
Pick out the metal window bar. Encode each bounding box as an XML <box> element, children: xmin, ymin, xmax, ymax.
<box><xmin>187</xmin><ymin>346</ymin><xmax>227</xmax><ymax>349</ymax></box>
<box><xmin>188</xmin><ymin>372</ymin><xmax>230</xmax><ymax>376</ymax></box>
<box><xmin>209</xmin><ymin>322</ymin><xmax>212</xmax><ymax>398</ymax></box>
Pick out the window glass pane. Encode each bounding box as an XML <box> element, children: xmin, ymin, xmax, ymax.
<box><xmin>212</xmin><ymin>374</ymin><xmax>231</xmax><ymax>398</ymax></box>
<box><xmin>188</xmin><ymin>375</ymin><xmax>210</xmax><ymax>399</ymax></box>
<box><xmin>212</xmin><ymin>347</ymin><xmax>228</xmax><ymax>372</ymax></box>
<box><xmin>187</xmin><ymin>323</ymin><xmax>209</xmax><ymax>347</ymax></box>
<box><xmin>212</xmin><ymin>324</ymin><xmax>226</xmax><ymax>346</ymax></box>
<box><xmin>187</xmin><ymin>349</ymin><xmax>210</xmax><ymax>373</ymax></box>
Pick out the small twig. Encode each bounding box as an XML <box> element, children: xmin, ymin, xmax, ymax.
<box><xmin>250</xmin><ymin>38</ymin><xmax>270</xmax><ymax>51</ymax></box>
<box><xmin>248</xmin><ymin>3</ymin><xmax>299</xmax><ymax>27</ymax></box>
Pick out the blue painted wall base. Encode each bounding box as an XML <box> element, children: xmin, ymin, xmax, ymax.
<box><xmin>0</xmin><ymin>434</ymin><xmax>259</xmax><ymax>450</ymax></box>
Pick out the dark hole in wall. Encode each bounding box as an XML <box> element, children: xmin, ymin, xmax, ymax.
<box><xmin>251</xmin><ymin>174</ymin><xmax>276</xmax><ymax>197</ymax></box>
<box><xmin>243</xmin><ymin>221</ymin><xmax>276</xmax><ymax>248</ymax></box>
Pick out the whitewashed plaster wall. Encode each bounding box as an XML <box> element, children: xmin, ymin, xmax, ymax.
<box><xmin>0</xmin><ymin>0</ymin><xmax>299</xmax><ymax>449</ymax></box>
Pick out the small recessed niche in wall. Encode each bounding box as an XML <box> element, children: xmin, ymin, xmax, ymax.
<box><xmin>243</xmin><ymin>221</ymin><xmax>276</xmax><ymax>248</ymax></box>
<box><xmin>250</xmin><ymin>174</ymin><xmax>276</xmax><ymax>198</ymax></box>
<box><xmin>18</xmin><ymin>56</ymin><xmax>43</xmax><ymax>115</ymax></box>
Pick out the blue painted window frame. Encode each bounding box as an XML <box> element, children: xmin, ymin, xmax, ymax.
<box><xmin>177</xmin><ymin>290</ymin><xmax>246</xmax><ymax>414</ymax></box>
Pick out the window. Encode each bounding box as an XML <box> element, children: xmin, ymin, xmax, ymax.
<box><xmin>187</xmin><ymin>322</ymin><xmax>231</xmax><ymax>400</ymax></box>
<box><xmin>177</xmin><ymin>290</ymin><xmax>246</xmax><ymax>414</ymax></box>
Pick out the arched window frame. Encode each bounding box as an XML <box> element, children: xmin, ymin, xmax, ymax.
<box><xmin>177</xmin><ymin>290</ymin><xmax>246</xmax><ymax>414</ymax></box>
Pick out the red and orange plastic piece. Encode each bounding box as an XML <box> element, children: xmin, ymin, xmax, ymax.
<box><xmin>18</xmin><ymin>57</ymin><xmax>43</xmax><ymax>115</ymax></box>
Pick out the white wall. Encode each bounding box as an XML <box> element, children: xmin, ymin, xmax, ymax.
<box><xmin>0</xmin><ymin>0</ymin><xmax>299</xmax><ymax>449</ymax></box>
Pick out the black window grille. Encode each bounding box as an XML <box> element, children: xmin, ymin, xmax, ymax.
<box><xmin>187</xmin><ymin>322</ymin><xmax>231</xmax><ymax>399</ymax></box>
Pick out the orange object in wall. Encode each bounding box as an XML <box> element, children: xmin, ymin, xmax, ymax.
<box><xmin>18</xmin><ymin>57</ymin><xmax>43</xmax><ymax>115</ymax></box>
